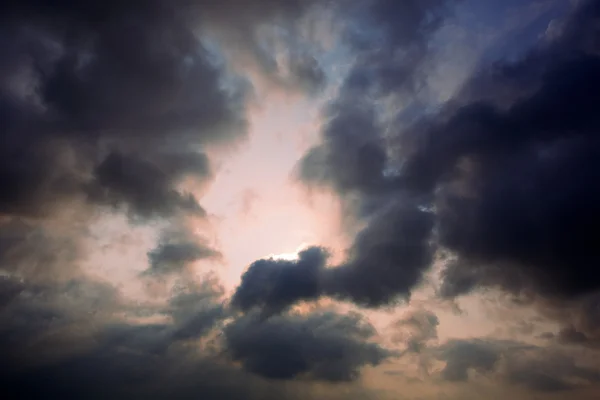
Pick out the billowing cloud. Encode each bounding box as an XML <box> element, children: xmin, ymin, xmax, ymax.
<box><xmin>223</xmin><ymin>309</ymin><xmax>390</xmax><ymax>382</ymax></box>
<box><xmin>0</xmin><ymin>272</ymin><xmax>389</xmax><ymax>398</ymax></box>
<box><xmin>437</xmin><ymin>339</ymin><xmax>502</xmax><ymax>382</ymax></box>
<box><xmin>233</xmin><ymin>202</ymin><xmax>434</xmax><ymax>311</ymax></box>
<box><xmin>88</xmin><ymin>150</ymin><xmax>213</xmax><ymax>219</ymax></box>
<box><xmin>421</xmin><ymin>0</ymin><xmax>600</xmax><ymax>302</ymax></box>
<box><xmin>235</xmin><ymin>0</ymin><xmax>600</xmax><ymax>317</ymax></box>
<box><xmin>390</xmin><ymin>309</ymin><xmax>439</xmax><ymax>353</ymax></box>
<box><xmin>232</xmin><ymin>0</ymin><xmax>457</xmax><ymax>312</ymax></box>
<box><xmin>232</xmin><ymin>246</ymin><xmax>328</xmax><ymax>314</ymax></box>
<box><xmin>0</xmin><ymin>218</ymin><xmax>84</xmax><ymax>281</ymax></box>
<box><xmin>2</xmin><ymin>0</ymin><xmax>600</xmax><ymax>398</ymax></box>
<box><xmin>0</xmin><ymin>0</ymin><xmax>251</xmax><ymax>221</ymax></box>
<box><xmin>145</xmin><ymin>230</ymin><xmax>222</xmax><ymax>276</ymax></box>
<box><xmin>433</xmin><ymin>338</ymin><xmax>600</xmax><ymax>393</ymax></box>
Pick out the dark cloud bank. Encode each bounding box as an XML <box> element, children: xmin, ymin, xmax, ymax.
<box><xmin>235</xmin><ymin>0</ymin><xmax>600</xmax><ymax>324</ymax></box>
<box><xmin>230</xmin><ymin>0</ymin><xmax>600</xmax><ymax>395</ymax></box>
<box><xmin>0</xmin><ymin>0</ymin><xmax>404</xmax><ymax>398</ymax></box>
<box><xmin>0</xmin><ymin>272</ymin><xmax>390</xmax><ymax>399</ymax></box>
<box><xmin>3</xmin><ymin>0</ymin><xmax>600</xmax><ymax>398</ymax></box>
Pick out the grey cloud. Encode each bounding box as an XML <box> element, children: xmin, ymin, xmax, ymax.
<box><xmin>146</xmin><ymin>238</ymin><xmax>222</xmax><ymax>276</ymax></box>
<box><xmin>0</xmin><ymin>0</ymin><xmax>333</xmax><ymax>221</ymax></box>
<box><xmin>343</xmin><ymin>0</ymin><xmax>457</xmax><ymax>96</ymax></box>
<box><xmin>433</xmin><ymin>338</ymin><xmax>600</xmax><ymax>393</ymax></box>
<box><xmin>89</xmin><ymin>151</ymin><xmax>210</xmax><ymax>220</ymax></box>
<box><xmin>0</xmin><ymin>276</ymin><xmax>25</xmax><ymax>308</ymax></box>
<box><xmin>267</xmin><ymin>0</ymin><xmax>458</xmax><ymax>312</ymax></box>
<box><xmin>437</xmin><ymin>339</ymin><xmax>501</xmax><ymax>382</ymax></box>
<box><xmin>223</xmin><ymin>310</ymin><xmax>390</xmax><ymax>382</ymax></box>
<box><xmin>0</xmin><ymin>274</ymin><xmax>382</xmax><ymax>399</ymax></box>
<box><xmin>199</xmin><ymin>0</ymin><xmax>330</xmax><ymax>97</ymax></box>
<box><xmin>0</xmin><ymin>277</ymin><xmax>124</xmax><ymax>371</ymax></box>
<box><xmin>290</xmin><ymin>0</ymin><xmax>600</xmax><ymax>311</ymax></box>
<box><xmin>0</xmin><ymin>0</ymin><xmax>336</xmax><ymax>304</ymax></box>
<box><xmin>0</xmin><ymin>218</ymin><xmax>84</xmax><ymax>281</ymax></box>
<box><xmin>298</xmin><ymin>102</ymin><xmax>390</xmax><ymax>198</ymax></box>
<box><xmin>231</xmin><ymin>246</ymin><xmax>328</xmax><ymax>314</ymax></box>
<box><xmin>0</xmin><ymin>2</ymin><xmax>393</xmax><ymax>397</ymax></box>
<box><xmin>380</xmin><ymin>1</ymin><xmax>600</xmax><ymax>304</ymax></box>
<box><xmin>551</xmin><ymin>291</ymin><xmax>600</xmax><ymax>348</ymax></box>
<box><xmin>390</xmin><ymin>309</ymin><xmax>439</xmax><ymax>353</ymax></box>
<box><xmin>325</xmin><ymin>202</ymin><xmax>434</xmax><ymax>306</ymax></box>
<box><xmin>166</xmin><ymin>276</ymin><xmax>227</xmax><ymax>341</ymax></box>
<box><xmin>297</xmin><ymin>0</ymin><xmax>459</xmax><ymax>204</ymax></box>
<box><xmin>504</xmin><ymin>349</ymin><xmax>600</xmax><ymax>393</ymax></box>
<box><xmin>233</xmin><ymin>202</ymin><xmax>434</xmax><ymax>312</ymax></box>
<box><xmin>287</xmin><ymin>53</ymin><xmax>326</xmax><ymax>94</ymax></box>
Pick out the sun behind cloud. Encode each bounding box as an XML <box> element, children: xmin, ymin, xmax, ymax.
<box><xmin>0</xmin><ymin>1</ymin><xmax>599</xmax><ymax>399</ymax></box>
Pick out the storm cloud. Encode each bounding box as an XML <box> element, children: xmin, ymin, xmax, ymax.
<box><xmin>390</xmin><ymin>309</ymin><xmax>439</xmax><ymax>353</ymax></box>
<box><xmin>233</xmin><ymin>202</ymin><xmax>434</xmax><ymax>311</ymax></box>
<box><xmin>423</xmin><ymin>0</ymin><xmax>600</xmax><ymax>301</ymax></box>
<box><xmin>0</xmin><ymin>272</ymin><xmax>389</xmax><ymax>398</ymax></box>
<box><xmin>234</xmin><ymin>0</ymin><xmax>600</xmax><ymax>316</ymax></box>
<box><xmin>0</xmin><ymin>1</ymin><xmax>388</xmax><ymax>397</ymax></box>
<box><xmin>233</xmin><ymin>0</ymin><xmax>456</xmax><ymax>311</ymax></box>
<box><xmin>3</xmin><ymin>0</ymin><xmax>600</xmax><ymax>398</ymax></box>
<box><xmin>0</xmin><ymin>0</ymin><xmax>251</xmax><ymax>221</ymax></box>
<box><xmin>223</xmin><ymin>310</ymin><xmax>390</xmax><ymax>382</ymax></box>
<box><xmin>433</xmin><ymin>338</ymin><xmax>600</xmax><ymax>393</ymax></box>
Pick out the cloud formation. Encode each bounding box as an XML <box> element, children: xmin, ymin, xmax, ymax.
<box><xmin>224</xmin><ymin>310</ymin><xmax>390</xmax><ymax>382</ymax></box>
<box><xmin>434</xmin><ymin>338</ymin><xmax>600</xmax><ymax>393</ymax></box>
<box><xmin>424</xmin><ymin>0</ymin><xmax>600</xmax><ymax>302</ymax></box>
<box><xmin>0</xmin><ymin>272</ymin><xmax>390</xmax><ymax>398</ymax></box>
<box><xmin>233</xmin><ymin>202</ymin><xmax>434</xmax><ymax>311</ymax></box>
<box><xmin>235</xmin><ymin>0</ymin><xmax>455</xmax><ymax>310</ymax></box>
<box><xmin>0</xmin><ymin>0</ymin><xmax>251</xmax><ymax>221</ymax></box>
<box><xmin>3</xmin><ymin>0</ymin><xmax>600</xmax><ymax>398</ymax></box>
<box><xmin>235</xmin><ymin>0</ymin><xmax>600</xmax><ymax>318</ymax></box>
<box><xmin>390</xmin><ymin>309</ymin><xmax>439</xmax><ymax>353</ymax></box>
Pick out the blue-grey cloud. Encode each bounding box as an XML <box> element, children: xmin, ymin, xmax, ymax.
<box><xmin>223</xmin><ymin>310</ymin><xmax>390</xmax><ymax>382</ymax></box>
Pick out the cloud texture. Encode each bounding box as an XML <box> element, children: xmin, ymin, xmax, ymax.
<box><xmin>3</xmin><ymin>0</ymin><xmax>600</xmax><ymax>399</ymax></box>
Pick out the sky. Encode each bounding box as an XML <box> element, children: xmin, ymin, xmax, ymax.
<box><xmin>1</xmin><ymin>0</ymin><xmax>599</xmax><ymax>399</ymax></box>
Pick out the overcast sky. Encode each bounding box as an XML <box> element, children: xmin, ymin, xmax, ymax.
<box><xmin>1</xmin><ymin>0</ymin><xmax>599</xmax><ymax>399</ymax></box>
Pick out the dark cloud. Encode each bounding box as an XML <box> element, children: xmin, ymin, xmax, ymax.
<box><xmin>0</xmin><ymin>0</ymin><xmax>329</xmax><ymax>223</ymax></box>
<box><xmin>166</xmin><ymin>276</ymin><xmax>227</xmax><ymax>341</ymax></box>
<box><xmin>0</xmin><ymin>277</ymin><xmax>124</xmax><ymax>372</ymax></box>
<box><xmin>343</xmin><ymin>0</ymin><xmax>457</xmax><ymax>97</ymax></box>
<box><xmin>146</xmin><ymin>236</ymin><xmax>221</xmax><ymax>276</ymax></box>
<box><xmin>541</xmin><ymin>291</ymin><xmax>600</xmax><ymax>349</ymax></box>
<box><xmin>290</xmin><ymin>0</ymin><xmax>600</xmax><ymax>314</ymax></box>
<box><xmin>233</xmin><ymin>202</ymin><xmax>434</xmax><ymax>311</ymax></box>
<box><xmin>5</xmin><ymin>0</ymin><xmax>600</xmax><ymax>398</ymax></box>
<box><xmin>231</xmin><ymin>247</ymin><xmax>328</xmax><ymax>314</ymax></box>
<box><xmin>197</xmin><ymin>0</ymin><xmax>330</xmax><ymax>98</ymax></box>
<box><xmin>325</xmin><ymin>202</ymin><xmax>434</xmax><ymax>306</ymax></box>
<box><xmin>390</xmin><ymin>309</ymin><xmax>439</xmax><ymax>353</ymax></box>
<box><xmin>0</xmin><ymin>218</ymin><xmax>84</xmax><ymax>281</ymax></box>
<box><xmin>298</xmin><ymin>0</ymin><xmax>459</xmax><ymax>205</ymax></box>
<box><xmin>287</xmin><ymin>54</ymin><xmax>326</xmax><ymax>94</ymax></box>
<box><xmin>437</xmin><ymin>339</ymin><xmax>501</xmax><ymax>382</ymax></box>
<box><xmin>0</xmin><ymin>273</ymin><xmax>382</xmax><ymax>399</ymax></box>
<box><xmin>0</xmin><ymin>0</ymin><xmax>252</xmax><ymax>220</ymax></box>
<box><xmin>223</xmin><ymin>310</ymin><xmax>390</xmax><ymax>382</ymax></box>
<box><xmin>0</xmin><ymin>2</ymin><xmax>393</xmax><ymax>397</ymax></box>
<box><xmin>251</xmin><ymin>0</ymin><xmax>456</xmax><ymax>312</ymax></box>
<box><xmin>434</xmin><ymin>338</ymin><xmax>600</xmax><ymax>393</ymax></box>
<box><xmin>298</xmin><ymin>102</ymin><xmax>390</xmax><ymax>198</ymax></box>
<box><xmin>88</xmin><ymin>150</ymin><xmax>212</xmax><ymax>220</ymax></box>
<box><xmin>0</xmin><ymin>276</ymin><xmax>25</xmax><ymax>308</ymax></box>
<box><xmin>415</xmin><ymin>0</ymin><xmax>600</xmax><ymax>301</ymax></box>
